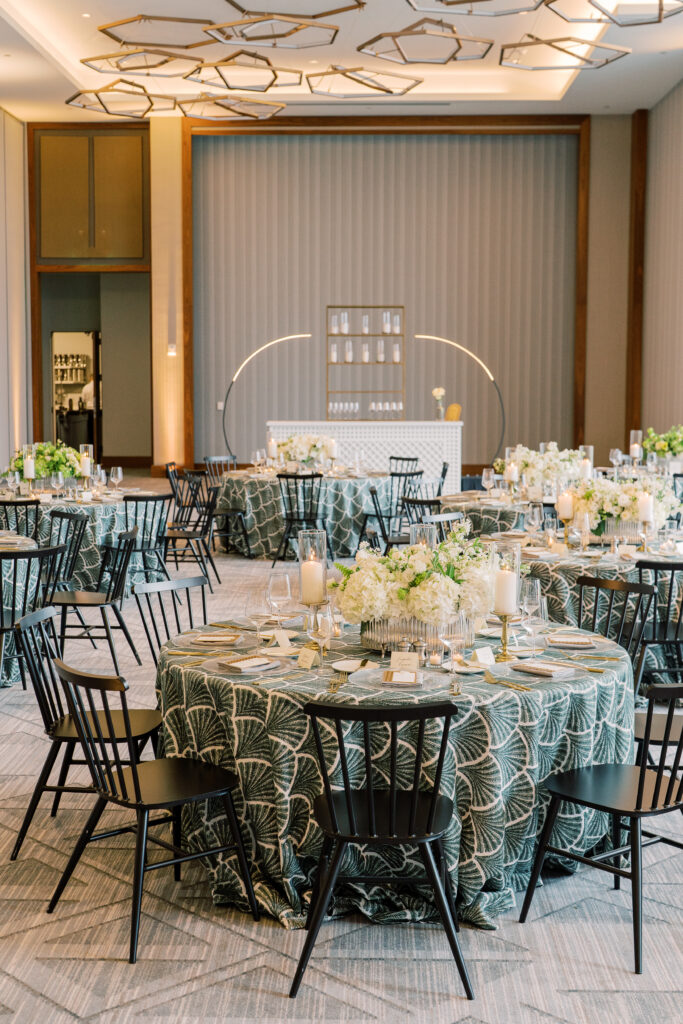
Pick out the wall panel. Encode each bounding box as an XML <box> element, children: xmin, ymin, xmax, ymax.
<box><xmin>193</xmin><ymin>132</ymin><xmax>577</xmax><ymax>465</ymax></box>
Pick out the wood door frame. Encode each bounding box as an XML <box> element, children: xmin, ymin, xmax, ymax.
<box><xmin>180</xmin><ymin>113</ymin><xmax>591</xmax><ymax>466</ymax></box>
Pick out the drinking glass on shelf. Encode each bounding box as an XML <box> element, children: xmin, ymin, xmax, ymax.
<box><xmin>397</xmin><ymin>401</ymin><xmax>404</xmax><ymax>419</ymax></box>
<box><xmin>368</xmin><ymin>401</ymin><xmax>376</xmax><ymax>420</ymax></box>
<box><xmin>110</xmin><ymin>466</ymin><xmax>123</xmax><ymax>492</ymax></box>
<box><xmin>307</xmin><ymin>604</ymin><xmax>334</xmax><ymax>675</ymax></box>
<box><xmin>268</xmin><ymin>570</ymin><xmax>292</xmax><ymax>628</ymax></box>
<box><xmin>383</xmin><ymin>401</ymin><xmax>391</xmax><ymax>418</ymax></box>
<box><xmin>390</xmin><ymin>402</ymin><xmax>398</xmax><ymax>419</ymax></box>
<box><xmin>51</xmin><ymin>471</ymin><xmax>64</xmax><ymax>499</ymax></box>
<box><xmin>481</xmin><ymin>467</ymin><xmax>495</xmax><ymax>496</ymax></box>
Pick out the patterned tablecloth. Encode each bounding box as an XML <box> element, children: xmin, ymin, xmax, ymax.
<box><xmin>0</xmin><ymin>534</ymin><xmax>38</xmax><ymax>686</ymax></box>
<box><xmin>215</xmin><ymin>473</ymin><xmax>391</xmax><ymax>559</ymax></box>
<box><xmin>440</xmin><ymin>497</ymin><xmax>526</xmax><ymax>536</ymax></box>
<box><xmin>156</xmin><ymin>623</ymin><xmax>634</xmax><ymax>931</ymax></box>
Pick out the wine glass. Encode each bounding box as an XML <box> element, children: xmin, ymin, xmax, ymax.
<box><xmin>526</xmin><ymin>503</ymin><xmax>543</xmax><ymax>534</ymax></box>
<box><xmin>609</xmin><ymin>448</ymin><xmax>621</xmax><ymax>480</ymax></box>
<box><xmin>245</xmin><ymin>594</ymin><xmax>272</xmax><ymax>651</ymax></box>
<box><xmin>481</xmin><ymin>467</ymin><xmax>495</xmax><ymax>497</ymax></box>
<box><xmin>542</xmin><ymin>511</ymin><xmax>557</xmax><ymax>547</ymax></box>
<box><xmin>267</xmin><ymin>570</ymin><xmax>292</xmax><ymax>628</ymax></box>
<box><xmin>438</xmin><ymin>614</ymin><xmax>466</xmax><ymax>683</ymax></box>
<box><xmin>6</xmin><ymin>471</ymin><xmax>19</xmax><ymax>498</ymax></box>
<box><xmin>110</xmin><ymin>466</ymin><xmax>123</xmax><ymax>493</ymax></box>
<box><xmin>50</xmin><ymin>471</ymin><xmax>64</xmax><ymax>499</ymax></box>
<box><xmin>576</xmin><ymin>511</ymin><xmax>591</xmax><ymax>552</ymax></box>
<box><xmin>646</xmin><ymin>451</ymin><xmax>658</xmax><ymax>473</ymax></box>
<box><xmin>307</xmin><ymin>604</ymin><xmax>334</xmax><ymax>675</ymax></box>
<box><xmin>522</xmin><ymin>594</ymin><xmax>548</xmax><ymax>658</ymax></box>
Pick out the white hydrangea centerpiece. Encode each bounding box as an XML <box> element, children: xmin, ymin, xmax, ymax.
<box><xmin>330</xmin><ymin>522</ymin><xmax>494</xmax><ymax>626</ymax></box>
<box><xmin>277</xmin><ymin>434</ymin><xmax>335</xmax><ymax>464</ymax></box>
<box><xmin>569</xmin><ymin>475</ymin><xmax>680</xmax><ymax>533</ymax></box>
<box><xmin>494</xmin><ymin>442</ymin><xmax>582</xmax><ymax>487</ymax></box>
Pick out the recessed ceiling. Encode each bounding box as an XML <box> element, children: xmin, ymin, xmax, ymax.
<box><xmin>0</xmin><ymin>0</ymin><xmax>682</xmax><ymax>121</ymax></box>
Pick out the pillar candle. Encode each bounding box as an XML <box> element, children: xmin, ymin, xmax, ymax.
<box><xmin>301</xmin><ymin>556</ymin><xmax>324</xmax><ymax>605</ymax></box>
<box><xmin>637</xmin><ymin>492</ymin><xmax>654</xmax><ymax>523</ymax></box>
<box><xmin>503</xmin><ymin>462</ymin><xmax>519</xmax><ymax>483</ymax></box>
<box><xmin>630</xmin><ymin>443</ymin><xmax>642</xmax><ymax>461</ymax></box>
<box><xmin>329</xmin><ymin>439</ymin><xmax>338</xmax><ymax>459</ymax></box>
<box><xmin>23</xmin><ymin>457</ymin><xmax>35</xmax><ymax>480</ymax></box>
<box><xmin>579</xmin><ymin>458</ymin><xmax>592</xmax><ymax>480</ymax></box>
<box><xmin>494</xmin><ymin>568</ymin><xmax>518</xmax><ymax>616</ymax></box>
<box><xmin>557</xmin><ymin>491</ymin><xmax>574</xmax><ymax>520</ymax></box>
<box><xmin>80</xmin><ymin>455</ymin><xmax>91</xmax><ymax>479</ymax></box>
<box><xmin>267</xmin><ymin>438</ymin><xmax>277</xmax><ymax>459</ymax></box>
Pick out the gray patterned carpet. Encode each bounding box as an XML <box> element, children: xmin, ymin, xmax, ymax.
<box><xmin>0</xmin><ymin>501</ymin><xmax>681</xmax><ymax>1023</ymax></box>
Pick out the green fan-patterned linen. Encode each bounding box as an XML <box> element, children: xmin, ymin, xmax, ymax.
<box><xmin>156</xmin><ymin>625</ymin><xmax>634</xmax><ymax>931</ymax></box>
<box><xmin>215</xmin><ymin>475</ymin><xmax>392</xmax><ymax>559</ymax></box>
<box><xmin>440</xmin><ymin>499</ymin><xmax>525</xmax><ymax>536</ymax></box>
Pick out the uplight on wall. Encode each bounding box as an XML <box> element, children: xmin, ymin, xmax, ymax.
<box><xmin>167</xmin><ymin>338</ymin><xmax>177</xmax><ymax>357</ymax></box>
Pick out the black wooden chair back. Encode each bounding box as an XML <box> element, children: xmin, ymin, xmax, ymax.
<box><xmin>0</xmin><ymin>545</ymin><xmax>66</xmax><ymax>631</ymax></box>
<box><xmin>637</xmin><ymin>560</ymin><xmax>683</xmax><ymax>645</ymax></box>
<box><xmin>369</xmin><ymin>487</ymin><xmax>394</xmax><ymax>549</ymax></box>
<box><xmin>54</xmin><ymin>660</ymin><xmax>142</xmax><ymax>807</ymax></box>
<box><xmin>389</xmin><ymin>456</ymin><xmax>419</xmax><ymax>475</ymax></box>
<box><xmin>278</xmin><ymin>473</ymin><xmax>324</xmax><ymax>522</ymax></box>
<box><xmin>15</xmin><ymin>607</ymin><xmax>65</xmax><ymax>735</ymax></box>
<box><xmin>123</xmin><ymin>495</ymin><xmax>172</xmax><ymax>550</ymax></box>
<box><xmin>389</xmin><ymin>470</ymin><xmax>423</xmax><ymax>529</ymax></box>
<box><xmin>133</xmin><ymin>575</ymin><xmax>208</xmax><ymax>665</ymax></box>
<box><xmin>205</xmin><ymin>455</ymin><xmax>237</xmax><ymax>487</ymax></box>
<box><xmin>0</xmin><ymin>499</ymin><xmax>40</xmax><ymax>540</ymax></box>
<box><xmin>100</xmin><ymin>528</ymin><xmax>137</xmax><ymax>603</ymax></box>
<box><xmin>403</xmin><ymin>497</ymin><xmax>441</xmax><ymax>525</ymax></box>
<box><xmin>304</xmin><ymin>700</ymin><xmax>458</xmax><ymax>842</ymax></box>
<box><xmin>171</xmin><ymin>475</ymin><xmax>198</xmax><ymax>528</ymax></box>
<box><xmin>48</xmin><ymin>509</ymin><xmax>89</xmax><ymax>587</ymax></box>
<box><xmin>437</xmin><ymin>461</ymin><xmax>448</xmax><ymax>497</ymax></box>
<box><xmin>423</xmin><ymin>510</ymin><xmax>465</xmax><ymax>543</ymax></box>
<box><xmin>577</xmin><ymin>576</ymin><xmax>655</xmax><ymax>663</ymax></box>
<box><xmin>635</xmin><ymin>684</ymin><xmax>683</xmax><ymax>812</ymax></box>
<box><xmin>165</xmin><ymin>462</ymin><xmax>179</xmax><ymax>500</ymax></box>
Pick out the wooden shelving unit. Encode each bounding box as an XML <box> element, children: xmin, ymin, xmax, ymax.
<box><xmin>325</xmin><ymin>304</ymin><xmax>406</xmax><ymax>421</ymax></box>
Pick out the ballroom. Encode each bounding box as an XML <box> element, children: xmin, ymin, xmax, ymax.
<box><xmin>0</xmin><ymin>2</ymin><xmax>682</xmax><ymax>1023</ymax></box>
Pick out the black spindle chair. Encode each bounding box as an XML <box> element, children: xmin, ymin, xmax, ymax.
<box><xmin>357</xmin><ymin>470</ymin><xmax>423</xmax><ymax>551</ymax></box>
<box><xmin>205</xmin><ymin>454</ymin><xmax>237</xmax><ymax>487</ymax></box>
<box><xmin>388</xmin><ymin>456</ymin><xmax>419</xmax><ymax>475</ymax></box>
<box><xmin>133</xmin><ymin>575</ymin><xmax>208</xmax><ymax>665</ymax></box>
<box><xmin>577</xmin><ymin>576</ymin><xmax>655</xmax><ymax>664</ymax></box>
<box><xmin>0</xmin><ymin>544</ymin><xmax>65</xmax><ymax>687</ymax></box>
<box><xmin>165</xmin><ymin>485</ymin><xmax>221</xmax><ymax>590</ymax></box>
<box><xmin>403</xmin><ymin>496</ymin><xmax>441</xmax><ymax>525</ymax></box>
<box><xmin>50</xmin><ymin>528</ymin><xmax>141</xmax><ymax>675</ymax></box>
<box><xmin>48</xmin><ymin>509</ymin><xmax>94</xmax><ymax>648</ymax></box>
<box><xmin>102</xmin><ymin>494</ymin><xmax>173</xmax><ymax>585</ymax></box>
<box><xmin>519</xmin><ymin>683</ymin><xmax>683</xmax><ymax>974</ymax></box>
<box><xmin>11</xmin><ymin>607</ymin><xmax>160</xmax><ymax>860</ymax></box>
<box><xmin>290</xmin><ymin>700</ymin><xmax>473</xmax><ymax>1000</ymax></box>
<box><xmin>165</xmin><ymin>462</ymin><xmax>180</xmax><ymax>501</ymax></box>
<box><xmin>272</xmin><ymin>473</ymin><xmax>333</xmax><ymax>566</ymax></box>
<box><xmin>48</xmin><ymin>659</ymin><xmax>259</xmax><ymax>963</ymax></box>
<box><xmin>423</xmin><ymin>510</ymin><xmax>466</xmax><ymax>543</ymax></box>
<box><xmin>0</xmin><ymin>498</ymin><xmax>40</xmax><ymax>540</ymax></box>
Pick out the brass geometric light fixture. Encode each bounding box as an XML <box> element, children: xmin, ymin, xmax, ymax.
<box><xmin>358</xmin><ymin>19</ymin><xmax>493</xmax><ymax>64</ymax></box>
<box><xmin>588</xmin><ymin>0</ymin><xmax>683</xmax><ymax>25</ymax></box>
<box><xmin>405</xmin><ymin>0</ymin><xmax>545</xmax><ymax>16</ymax></box>
<box><xmin>500</xmin><ymin>34</ymin><xmax>631</xmax><ymax>70</ymax></box>
<box><xmin>204</xmin><ymin>16</ymin><xmax>339</xmax><ymax>48</ymax></box>
<box><xmin>82</xmin><ymin>49</ymin><xmax>203</xmax><ymax>77</ymax></box>
<box><xmin>176</xmin><ymin>93</ymin><xmax>286</xmax><ymax>119</ymax></box>
<box><xmin>542</xmin><ymin>0</ymin><xmax>610</xmax><ymax>22</ymax></box>
<box><xmin>183</xmin><ymin>51</ymin><xmax>302</xmax><ymax>91</ymax></box>
<box><xmin>98</xmin><ymin>15</ymin><xmax>216</xmax><ymax>49</ymax></box>
<box><xmin>306</xmin><ymin>64</ymin><xmax>422</xmax><ymax>97</ymax></box>
<box><xmin>65</xmin><ymin>80</ymin><xmax>177</xmax><ymax>118</ymax></box>
<box><xmin>224</xmin><ymin>0</ymin><xmax>364</xmax><ymax>17</ymax></box>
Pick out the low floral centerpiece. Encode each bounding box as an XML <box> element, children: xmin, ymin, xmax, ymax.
<box><xmin>494</xmin><ymin>442</ymin><xmax>582</xmax><ymax>487</ymax></box>
<box><xmin>568</xmin><ymin>475</ymin><xmax>680</xmax><ymax>534</ymax></box>
<box><xmin>331</xmin><ymin>523</ymin><xmax>494</xmax><ymax>650</ymax></box>
<box><xmin>277</xmin><ymin>434</ymin><xmax>334</xmax><ymax>465</ymax></box>
<box><xmin>432</xmin><ymin>386</ymin><xmax>446</xmax><ymax>420</ymax></box>
<box><xmin>9</xmin><ymin>441</ymin><xmax>82</xmax><ymax>480</ymax></box>
<box><xmin>642</xmin><ymin>425</ymin><xmax>683</xmax><ymax>459</ymax></box>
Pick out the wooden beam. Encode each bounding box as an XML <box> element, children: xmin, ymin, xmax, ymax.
<box><xmin>181</xmin><ymin>117</ymin><xmax>194</xmax><ymax>469</ymax></box>
<box><xmin>573</xmin><ymin>116</ymin><xmax>591</xmax><ymax>448</ymax></box>
<box><xmin>625</xmin><ymin>109</ymin><xmax>648</xmax><ymax>444</ymax></box>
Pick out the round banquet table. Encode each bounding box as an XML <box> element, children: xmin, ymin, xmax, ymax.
<box><xmin>215</xmin><ymin>472</ymin><xmax>392</xmax><ymax>559</ymax></box>
<box><xmin>155</xmin><ymin>621</ymin><xmax>634</xmax><ymax>931</ymax></box>
<box><xmin>440</xmin><ymin>495</ymin><xmax>526</xmax><ymax>536</ymax></box>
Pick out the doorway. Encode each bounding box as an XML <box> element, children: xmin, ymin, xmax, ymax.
<box><xmin>52</xmin><ymin>331</ymin><xmax>102</xmax><ymax>460</ymax></box>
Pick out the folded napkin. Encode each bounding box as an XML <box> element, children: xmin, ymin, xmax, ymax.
<box><xmin>513</xmin><ymin>659</ymin><xmax>573</xmax><ymax>678</ymax></box>
<box><xmin>218</xmin><ymin>656</ymin><xmax>273</xmax><ymax>673</ymax></box>
<box><xmin>192</xmin><ymin>633</ymin><xmax>241</xmax><ymax>645</ymax></box>
<box><xmin>546</xmin><ymin>634</ymin><xmax>595</xmax><ymax>649</ymax></box>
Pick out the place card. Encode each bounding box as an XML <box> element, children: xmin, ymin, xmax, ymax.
<box><xmin>383</xmin><ymin>669</ymin><xmax>418</xmax><ymax>686</ymax></box>
<box><xmin>470</xmin><ymin>646</ymin><xmax>495</xmax><ymax>666</ymax></box>
<box><xmin>273</xmin><ymin>629</ymin><xmax>292</xmax><ymax>649</ymax></box>
<box><xmin>512</xmin><ymin>660</ymin><xmax>573</xmax><ymax>678</ymax></box>
<box><xmin>298</xmin><ymin>647</ymin><xmax>320</xmax><ymax>669</ymax></box>
<box><xmin>390</xmin><ymin>651</ymin><xmax>420</xmax><ymax>672</ymax></box>
<box><xmin>222</xmin><ymin>656</ymin><xmax>272</xmax><ymax>673</ymax></box>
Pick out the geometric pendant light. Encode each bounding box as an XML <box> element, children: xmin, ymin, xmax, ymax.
<box><xmin>306</xmin><ymin>64</ymin><xmax>422</xmax><ymax>97</ymax></box>
<box><xmin>81</xmin><ymin>49</ymin><xmax>203</xmax><ymax>77</ymax></box>
<box><xmin>98</xmin><ymin>15</ymin><xmax>216</xmax><ymax>49</ymax></box>
<box><xmin>499</xmin><ymin>34</ymin><xmax>630</xmax><ymax>70</ymax></box>
<box><xmin>176</xmin><ymin>93</ymin><xmax>286</xmax><ymax>119</ymax></box>
<box><xmin>358</xmin><ymin>19</ymin><xmax>493</xmax><ymax>63</ymax></box>
<box><xmin>65</xmin><ymin>80</ymin><xmax>177</xmax><ymax>118</ymax></box>
<box><xmin>224</xmin><ymin>0</ymin><xmax>364</xmax><ymax>16</ymax></box>
<box><xmin>204</xmin><ymin>16</ymin><xmax>339</xmax><ymax>48</ymax></box>
<box><xmin>587</xmin><ymin>0</ymin><xmax>683</xmax><ymax>25</ymax></box>
<box><xmin>183</xmin><ymin>51</ymin><xmax>302</xmax><ymax>91</ymax></box>
<box><xmin>405</xmin><ymin>0</ymin><xmax>546</xmax><ymax>16</ymax></box>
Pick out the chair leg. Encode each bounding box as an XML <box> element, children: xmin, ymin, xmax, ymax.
<box><xmin>99</xmin><ymin>607</ymin><xmax>121</xmax><ymax>675</ymax></box>
<box><xmin>111</xmin><ymin>603</ymin><xmax>142</xmax><ymax>666</ymax></box>
<box><xmin>519</xmin><ymin>795</ymin><xmax>561</xmax><ymax>923</ymax></box>
<box><xmin>290</xmin><ymin>841</ymin><xmax>345</xmax><ymax>998</ymax></box>
<box><xmin>201</xmin><ymin>539</ymin><xmax>222</xmax><ymax>585</ymax></box>
<box><xmin>420</xmin><ymin>842</ymin><xmax>474</xmax><ymax>1000</ymax></box>
<box><xmin>189</xmin><ymin>539</ymin><xmax>213</xmax><ymax>595</ymax></box>
<box><xmin>130</xmin><ymin>807</ymin><xmax>150</xmax><ymax>964</ymax></box>
<box><xmin>272</xmin><ymin>522</ymin><xmax>290</xmax><ymax>568</ymax></box>
<box><xmin>11</xmin><ymin>740</ymin><xmax>62</xmax><ymax>860</ymax></box>
<box><xmin>220</xmin><ymin>794</ymin><xmax>259</xmax><ymax>922</ymax></box>
<box><xmin>59</xmin><ymin>606</ymin><xmax>68</xmax><ymax>656</ymax></box>
<box><xmin>51</xmin><ymin>741</ymin><xmax>76</xmax><ymax>817</ymax></box>
<box><xmin>630</xmin><ymin>816</ymin><xmax>643</xmax><ymax>975</ymax></box>
<box><xmin>74</xmin><ymin>607</ymin><xmax>98</xmax><ymax>649</ymax></box>
<box><xmin>612</xmin><ymin>814</ymin><xmax>622</xmax><ymax>891</ymax></box>
<box><xmin>48</xmin><ymin>796</ymin><xmax>107</xmax><ymax>912</ymax></box>
<box><xmin>436</xmin><ymin>836</ymin><xmax>459</xmax><ymax>933</ymax></box>
<box><xmin>306</xmin><ymin>837</ymin><xmax>334</xmax><ymax>930</ymax></box>
<box><xmin>172</xmin><ymin>806</ymin><xmax>182</xmax><ymax>882</ymax></box>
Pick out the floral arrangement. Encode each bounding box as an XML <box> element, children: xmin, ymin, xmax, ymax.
<box><xmin>276</xmin><ymin>434</ymin><xmax>334</xmax><ymax>464</ymax></box>
<box><xmin>9</xmin><ymin>441</ymin><xmax>82</xmax><ymax>480</ymax></box>
<box><xmin>330</xmin><ymin>523</ymin><xmax>494</xmax><ymax>625</ymax></box>
<box><xmin>493</xmin><ymin>442</ymin><xmax>582</xmax><ymax>486</ymax></box>
<box><xmin>568</xmin><ymin>475</ymin><xmax>680</xmax><ymax>533</ymax></box>
<box><xmin>642</xmin><ymin>425</ymin><xmax>683</xmax><ymax>457</ymax></box>
<box><xmin>432</xmin><ymin>386</ymin><xmax>445</xmax><ymax>418</ymax></box>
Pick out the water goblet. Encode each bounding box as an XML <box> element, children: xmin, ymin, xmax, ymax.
<box><xmin>526</xmin><ymin>503</ymin><xmax>542</xmax><ymax>534</ymax></box>
<box><xmin>267</xmin><ymin>570</ymin><xmax>292</xmax><ymax>628</ymax></box>
<box><xmin>245</xmin><ymin>595</ymin><xmax>272</xmax><ymax>652</ymax></box>
<box><xmin>481</xmin><ymin>467</ymin><xmax>495</xmax><ymax>497</ymax></box>
<box><xmin>646</xmin><ymin>451</ymin><xmax>658</xmax><ymax>474</ymax></box>
<box><xmin>6</xmin><ymin>471</ymin><xmax>19</xmax><ymax>497</ymax></box>
<box><xmin>522</xmin><ymin>594</ymin><xmax>548</xmax><ymax>658</ymax></box>
<box><xmin>609</xmin><ymin>448</ymin><xmax>621</xmax><ymax>481</ymax></box>
<box><xmin>51</xmin><ymin>471</ymin><xmax>64</xmax><ymax>499</ymax></box>
<box><xmin>307</xmin><ymin>604</ymin><xmax>334</xmax><ymax>676</ymax></box>
<box><xmin>438</xmin><ymin>614</ymin><xmax>465</xmax><ymax>684</ymax></box>
<box><xmin>110</xmin><ymin>466</ymin><xmax>123</xmax><ymax>493</ymax></box>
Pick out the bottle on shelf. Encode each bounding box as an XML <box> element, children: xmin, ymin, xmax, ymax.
<box><xmin>376</xmin><ymin>339</ymin><xmax>385</xmax><ymax>363</ymax></box>
<box><xmin>330</xmin><ymin>314</ymin><xmax>339</xmax><ymax>335</ymax></box>
<box><xmin>340</xmin><ymin>311</ymin><xmax>349</xmax><ymax>335</ymax></box>
<box><xmin>361</xmin><ymin>314</ymin><xmax>369</xmax><ymax>335</ymax></box>
<box><xmin>345</xmin><ymin>340</ymin><xmax>353</xmax><ymax>363</ymax></box>
<box><xmin>392</xmin><ymin>313</ymin><xmax>401</xmax><ymax>335</ymax></box>
<box><xmin>330</xmin><ymin>342</ymin><xmax>338</xmax><ymax>364</ymax></box>
<box><xmin>361</xmin><ymin>342</ymin><xmax>370</xmax><ymax>364</ymax></box>
<box><xmin>382</xmin><ymin>311</ymin><xmax>391</xmax><ymax>335</ymax></box>
<box><xmin>392</xmin><ymin>342</ymin><xmax>401</xmax><ymax>364</ymax></box>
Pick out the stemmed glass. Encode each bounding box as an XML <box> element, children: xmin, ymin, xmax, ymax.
<box><xmin>110</xmin><ymin>466</ymin><xmax>123</xmax><ymax>493</ymax></box>
<box><xmin>520</xmin><ymin>579</ymin><xmax>541</xmax><ymax>656</ymax></box>
<box><xmin>609</xmin><ymin>448</ymin><xmax>621</xmax><ymax>481</ymax></box>
<box><xmin>6</xmin><ymin>471</ymin><xmax>19</xmax><ymax>498</ymax></box>
<box><xmin>526</xmin><ymin>503</ymin><xmax>543</xmax><ymax>535</ymax></box>
<box><xmin>542</xmin><ymin>511</ymin><xmax>557</xmax><ymax>547</ymax></box>
<box><xmin>245</xmin><ymin>594</ymin><xmax>272</xmax><ymax>652</ymax></box>
<box><xmin>307</xmin><ymin>604</ymin><xmax>334</xmax><ymax>675</ymax></box>
<box><xmin>481</xmin><ymin>467</ymin><xmax>495</xmax><ymax>497</ymax></box>
<box><xmin>646</xmin><ymin>451</ymin><xmax>657</xmax><ymax>474</ymax></box>
<box><xmin>522</xmin><ymin>591</ymin><xmax>548</xmax><ymax>658</ymax></box>
<box><xmin>267</xmin><ymin>570</ymin><xmax>292</xmax><ymax>628</ymax></box>
<box><xmin>438</xmin><ymin>614</ymin><xmax>466</xmax><ymax>685</ymax></box>
<box><xmin>576</xmin><ymin>511</ymin><xmax>592</xmax><ymax>553</ymax></box>
<box><xmin>50</xmin><ymin>471</ymin><xmax>64</xmax><ymax>499</ymax></box>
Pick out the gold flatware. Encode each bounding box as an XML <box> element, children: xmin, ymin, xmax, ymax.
<box><xmin>567</xmin><ymin>654</ymin><xmax>622</xmax><ymax>662</ymax></box>
<box><xmin>547</xmin><ymin>659</ymin><xmax>605</xmax><ymax>674</ymax></box>
<box><xmin>484</xmin><ymin>671</ymin><xmax>532</xmax><ymax>692</ymax></box>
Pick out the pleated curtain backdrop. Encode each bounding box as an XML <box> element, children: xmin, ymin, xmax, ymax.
<box><xmin>193</xmin><ymin>132</ymin><xmax>577</xmax><ymax>464</ymax></box>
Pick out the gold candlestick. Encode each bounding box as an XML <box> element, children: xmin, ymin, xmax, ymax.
<box><xmin>495</xmin><ymin>614</ymin><xmax>516</xmax><ymax>663</ymax></box>
<box><xmin>560</xmin><ymin>517</ymin><xmax>572</xmax><ymax>545</ymax></box>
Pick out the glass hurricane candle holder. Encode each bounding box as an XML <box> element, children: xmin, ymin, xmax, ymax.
<box><xmin>493</xmin><ymin>540</ymin><xmax>521</xmax><ymax>661</ymax></box>
<box><xmin>79</xmin><ymin>444</ymin><xmax>93</xmax><ymax>482</ymax></box>
<box><xmin>629</xmin><ymin>429</ymin><xmax>643</xmax><ymax>464</ymax></box>
<box><xmin>22</xmin><ymin>444</ymin><xmax>36</xmax><ymax>492</ymax></box>
<box><xmin>298</xmin><ymin>530</ymin><xmax>327</xmax><ymax>609</ymax></box>
<box><xmin>409</xmin><ymin>523</ymin><xmax>437</xmax><ymax>548</ymax></box>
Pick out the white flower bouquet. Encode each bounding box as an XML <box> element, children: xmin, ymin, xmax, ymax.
<box><xmin>331</xmin><ymin>523</ymin><xmax>494</xmax><ymax>626</ymax></box>
<box><xmin>495</xmin><ymin>442</ymin><xmax>582</xmax><ymax>487</ymax></box>
<box><xmin>569</xmin><ymin>475</ymin><xmax>680</xmax><ymax>533</ymax></box>
<box><xmin>277</xmin><ymin>434</ymin><xmax>334</xmax><ymax>464</ymax></box>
